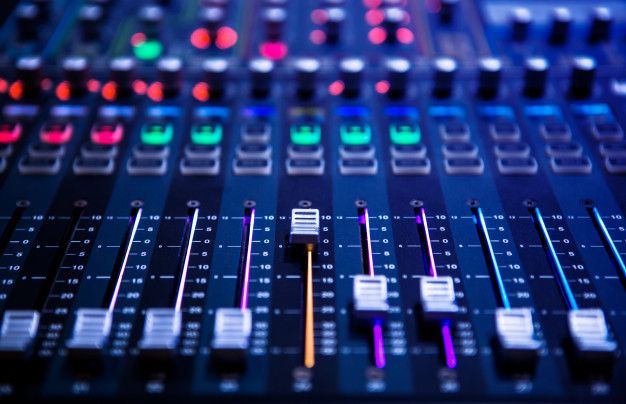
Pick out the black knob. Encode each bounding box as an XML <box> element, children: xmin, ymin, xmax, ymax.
<box><xmin>202</xmin><ymin>58</ymin><xmax>229</xmax><ymax>97</ymax></box>
<box><xmin>138</xmin><ymin>6</ymin><xmax>164</xmax><ymax>38</ymax></box>
<box><xmin>589</xmin><ymin>7</ymin><xmax>612</xmax><ymax>43</ymax></box>
<box><xmin>16</xmin><ymin>4</ymin><xmax>39</xmax><ymax>42</ymax></box>
<box><xmin>382</xmin><ymin>7</ymin><xmax>404</xmax><ymax>41</ymax></box>
<box><xmin>263</xmin><ymin>7</ymin><xmax>287</xmax><ymax>41</ymax></box>
<box><xmin>549</xmin><ymin>7</ymin><xmax>571</xmax><ymax>44</ymax></box>
<box><xmin>325</xmin><ymin>7</ymin><xmax>345</xmax><ymax>44</ymax></box>
<box><xmin>294</xmin><ymin>58</ymin><xmax>320</xmax><ymax>98</ymax></box>
<box><xmin>62</xmin><ymin>56</ymin><xmax>90</xmax><ymax>94</ymax></box>
<box><xmin>157</xmin><ymin>57</ymin><xmax>183</xmax><ymax>96</ymax></box>
<box><xmin>249</xmin><ymin>58</ymin><xmax>274</xmax><ymax>97</ymax></box>
<box><xmin>200</xmin><ymin>7</ymin><xmax>225</xmax><ymax>33</ymax></box>
<box><xmin>439</xmin><ymin>0</ymin><xmax>459</xmax><ymax>24</ymax></box>
<box><xmin>110</xmin><ymin>57</ymin><xmax>136</xmax><ymax>96</ymax></box>
<box><xmin>569</xmin><ymin>56</ymin><xmax>596</xmax><ymax>98</ymax></box>
<box><xmin>510</xmin><ymin>7</ymin><xmax>531</xmax><ymax>41</ymax></box>
<box><xmin>432</xmin><ymin>57</ymin><xmax>457</xmax><ymax>98</ymax></box>
<box><xmin>339</xmin><ymin>57</ymin><xmax>364</xmax><ymax>97</ymax></box>
<box><xmin>523</xmin><ymin>57</ymin><xmax>549</xmax><ymax>98</ymax></box>
<box><xmin>16</xmin><ymin>56</ymin><xmax>43</xmax><ymax>96</ymax></box>
<box><xmin>477</xmin><ymin>57</ymin><xmax>502</xmax><ymax>99</ymax></box>
<box><xmin>32</xmin><ymin>0</ymin><xmax>51</xmax><ymax>21</ymax></box>
<box><xmin>79</xmin><ymin>5</ymin><xmax>104</xmax><ymax>41</ymax></box>
<box><xmin>385</xmin><ymin>57</ymin><xmax>410</xmax><ymax>98</ymax></box>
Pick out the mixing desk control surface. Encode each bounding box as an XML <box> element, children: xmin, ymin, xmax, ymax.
<box><xmin>1</xmin><ymin>0</ymin><xmax>626</xmax><ymax>401</ymax></box>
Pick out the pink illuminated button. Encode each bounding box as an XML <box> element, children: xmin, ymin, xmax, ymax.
<box><xmin>0</xmin><ymin>122</ymin><xmax>22</xmax><ymax>144</ymax></box>
<box><xmin>90</xmin><ymin>122</ymin><xmax>123</xmax><ymax>145</ymax></box>
<box><xmin>40</xmin><ymin>121</ymin><xmax>73</xmax><ymax>144</ymax></box>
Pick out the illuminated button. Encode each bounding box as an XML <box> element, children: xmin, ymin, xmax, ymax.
<box><xmin>141</xmin><ymin>122</ymin><xmax>173</xmax><ymax>145</ymax></box>
<box><xmin>285</xmin><ymin>158</ymin><xmax>325</xmax><ymax>176</ymax></box>
<box><xmin>287</xmin><ymin>144</ymin><xmax>323</xmax><ymax>159</ymax></box>
<box><xmin>191</xmin><ymin>122</ymin><xmax>222</xmax><ymax>145</ymax></box>
<box><xmin>497</xmin><ymin>157</ymin><xmax>538</xmax><ymax>175</ymax></box>
<box><xmin>290</xmin><ymin>123</ymin><xmax>321</xmax><ymax>145</ymax></box>
<box><xmin>339</xmin><ymin>144</ymin><xmax>375</xmax><ymax>159</ymax></box>
<box><xmin>18</xmin><ymin>156</ymin><xmax>61</xmax><ymax>175</ymax></box>
<box><xmin>489</xmin><ymin>121</ymin><xmax>520</xmax><ymax>141</ymax></box>
<box><xmin>0</xmin><ymin>122</ymin><xmax>22</xmax><ymax>144</ymax></box>
<box><xmin>236</xmin><ymin>143</ymin><xmax>272</xmax><ymax>159</ymax></box>
<box><xmin>550</xmin><ymin>156</ymin><xmax>592</xmax><ymax>174</ymax></box>
<box><xmin>599</xmin><ymin>142</ymin><xmax>626</xmax><ymax>158</ymax></box>
<box><xmin>233</xmin><ymin>158</ymin><xmax>272</xmax><ymax>175</ymax></box>
<box><xmin>540</xmin><ymin>122</ymin><xmax>571</xmax><ymax>141</ymax></box>
<box><xmin>73</xmin><ymin>157</ymin><xmax>115</xmax><ymax>175</ymax></box>
<box><xmin>439</xmin><ymin>122</ymin><xmax>470</xmax><ymax>142</ymax></box>
<box><xmin>390</xmin><ymin>122</ymin><xmax>420</xmax><ymax>145</ymax></box>
<box><xmin>339</xmin><ymin>158</ymin><xmax>377</xmax><ymax>175</ymax></box>
<box><xmin>90</xmin><ymin>122</ymin><xmax>123</xmax><ymax>145</ymax></box>
<box><xmin>81</xmin><ymin>143</ymin><xmax>118</xmax><ymax>158</ymax></box>
<box><xmin>180</xmin><ymin>157</ymin><xmax>220</xmax><ymax>176</ymax></box>
<box><xmin>390</xmin><ymin>144</ymin><xmax>427</xmax><ymax>159</ymax></box>
<box><xmin>391</xmin><ymin>158</ymin><xmax>431</xmax><ymax>175</ymax></box>
<box><xmin>545</xmin><ymin>142</ymin><xmax>582</xmax><ymax>157</ymax></box>
<box><xmin>241</xmin><ymin>122</ymin><xmax>271</xmax><ymax>143</ymax></box>
<box><xmin>605</xmin><ymin>158</ymin><xmax>626</xmax><ymax>174</ymax></box>
<box><xmin>444</xmin><ymin>157</ymin><xmax>484</xmax><ymax>175</ymax></box>
<box><xmin>133</xmin><ymin>144</ymin><xmax>169</xmax><ymax>159</ymax></box>
<box><xmin>133</xmin><ymin>39</ymin><xmax>163</xmax><ymax>61</ymax></box>
<box><xmin>28</xmin><ymin>142</ymin><xmax>65</xmax><ymax>158</ymax></box>
<box><xmin>442</xmin><ymin>142</ymin><xmax>478</xmax><ymax>158</ymax></box>
<box><xmin>494</xmin><ymin>143</ymin><xmax>531</xmax><ymax>158</ymax></box>
<box><xmin>127</xmin><ymin>157</ymin><xmax>167</xmax><ymax>175</ymax></box>
<box><xmin>340</xmin><ymin>122</ymin><xmax>371</xmax><ymax>145</ymax></box>
<box><xmin>591</xmin><ymin>121</ymin><xmax>623</xmax><ymax>142</ymax></box>
<box><xmin>40</xmin><ymin>121</ymin><xmax>73</xmax><ymax>144</ymax></box>
<box><xmin>184</xmin><ymin>144</ymin><xmax>221</xmax><ymax>159</ymax></box>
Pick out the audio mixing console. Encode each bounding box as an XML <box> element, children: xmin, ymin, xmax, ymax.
<box><xmin>0</xmin><ymin>0</ymin><xmax>626</xmax><ymax>402</ymax></box>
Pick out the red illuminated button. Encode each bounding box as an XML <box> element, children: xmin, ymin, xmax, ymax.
<box><xmin>40</xmin><ymin>122</ymin><xmax>73</xmax><ymax>144</ymax></box>
<box><xmin>90</xmin><ymin>122</ymin><xmax>123</xmax><ymax>145</ymax></box>
<box><xmin>0</xmin><ymin>122</ymin><xmax>22</xmax><ymax>144</ymax></box>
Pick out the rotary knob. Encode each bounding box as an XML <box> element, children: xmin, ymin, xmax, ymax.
<box><xmin>432</xmin><ymin>57</ymin><xmax>457</xmax><ymax>98</ymax></box>
<box><xmin>157</xmin><ymin>57</ymin><xmax>183</xmax><ymax>96</ymax></box>
<box><xmin>510</xmin><ymin>7</ymin><xmax>531</xmax><ymax>42</ymax></box>
<box><xmin>549</xmin><ymin>7</ymin><xmax>571</xmax><ymax>44</ymax></box>
<box><xmin>202</xmin><ymin>58</ymin><xmax>229</xmax><ymax>98</ymax></box>
<box><xmin>15</xmin><ymin>56</ymin><xmax>44</xmax><ymax>97</ymax></box>
<box><xmin>523</xmin><ymin>57</ymin><xmax>549</xmax><ymax>98</ymax></box>
<box><xmin>294</xmin><ymin>57</ymin><xmax>320</xmax><ymax>98</ymax></box>
<box><xmin>476</xmin><ymin>57</ymin><xmax>502</xmax><ymax>99</ymax></box>
<box><xmin>339</xmin><ymin>57</ymin><xmax>364</xmax><ymax>97</ymax></box>
<box><xmin>589</xmin><ymin>7</ymin><xmax>612</xmax><ymax>43</ymax></box>
<box><xmin>569</xmin><ymin>56</ymin><xmax>596</xmax><ymax>98</ymax></box>
<box><xmin>110</xmin><ymin>57</ymin><xmax>136</xmax><ymax>96</ymax></box>
<box><xmin>385</xmin><ymin>57</ymin><xmax>410</xmax><ymax>99</ymax></box>
<box><xmin>249</xmin><ymin>57</ymin><xmax>274</xmax><ymax>97</ymax></box>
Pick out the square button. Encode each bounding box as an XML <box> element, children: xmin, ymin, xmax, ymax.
<box><xmin>389</xmin><ymin>122</ymin><xmax>420</xmax><ymax>145</ymax></box>
<box><xmin>40</xmin><ymin>121</ymin><xmax>73</xmax><ymax>144</ymax></box>
<box><xmin>127</xmin><ymin>157</ymin><xmax>167</xmax><ymax>175</ymax></box>
<box><xmin>439</xmin><ymin>122</ymin><xmax>470</xmax><ymax>142</ymax></box>
<box><xmin>0</xmin><ymin>122</ymin><xmax>22</xmax><ymax>144</ymax></box>
<box><xmin>550</xmin><ymin>156</ymin><xmax>592</xmax><ymax>174</ymax></box>
<box><xmin>489</xmin><ymin>121</ymin><xmax>520</xmax><ymax>141</ymax></box>
<box><xmin>391</xmin><ymin>158</ymin><xmax>431</xmax><ymax>175</ymax></box>
<box><xmin>494</xmin><ymin>143</ymin><xmax>530</xmax><ymax>158</ymax></box>
<box><xmin>18</xmin><ymin>156</ymin><xmax>61</xmax><ymax>175</ymax></box>
<box><xmin>285</xmin><ymin>158</ymin><xmax>325</xmax><ymax>176</ymax></box>
<box><xmin>390</xmin><ymin>144</ymin><xmax>427</xmax><ymax>159</ymax></box>
<box><xmin>287</xmin><ymin>144</ymin><xmax>323</xmax><ymax>159</ymax></box>
<box><xmin>233</xmin><ymin>158</ymin><xmax>272</xmax><ymax>175</ymax></box>
<box><xmin>545</xmin><ymin>142</ymin><xmax>583</xmax><ymax>157</ymax></box>
<box><xmin>241</xmin><ymin>122</ymin><xmax>271</xmax><ymax>143</ymax></box>
<box><xmin>497</xmin><ymin>157</ymin><xmax>538</xmax><ymax>175</ymax></box>
<box><xmin>141</xmin><ymin>122</ymin><xmax>173</xmax><ymax>145</ymax></box>
<box><xmin>540</xmin><ymin>122</ymin><xmax>571</xmax><ymax>141</ymax></box>
<box><xmin>28</xmin><ymin>142</ymin><xmax>66</xmax><ymax>158</ymax></box>
<box><xmin>444</xmin><ymin>157</ymin><xmax>484</xmax><ymax>175</ymax></box>
<box><xmin>442</xmin><ymin>142</ymin><xmax>478</xmax><ymax>158</ymax></box>
<box><xmin>191</xmin><ymin>122</ymin><xmax>222</xmax><ymax>145</ymax></box>
<box><xmin>290</xmin><ymin>122</ymin><xmax>321</xmax><ymax>145</ymax></box>
<box><xmin>91</xmin><ymin>122</ymin><xmax>123</xmax><ymax>145</ymax></box>
<box><xmin>73</xmin><ymin>157</ymin><xmax>115</xmax><ymax>175</ymax></box>
<box><xmin>591</xmin><ymin>121</ymin><xmax>623</xmax><ymax>142</ymax></box>
<box><xmin>340</xmin><ymin>121</ymin><xmax>371</xmax><ymax>145</ymax></box>
<box><xmin>180</xmin><ymin>158</ymin><xmax>220</xmax><ymax>176</ymax></box>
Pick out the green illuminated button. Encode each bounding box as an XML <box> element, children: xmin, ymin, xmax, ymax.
<box><xmin>191</xmin><ymin>123</ymin><xmax>222</xmax><ymax>145</ymax></box>
<box><xmin>133</xmin><ymin>40</ymin><xmax>163</xmax><ymax>61</ymax></box>
<box><xmin>390</xmin><ymin>122</ymin><xmax>420</xmax><ymax>145</ymax></box>
<box><xmin>141</xmin><ymin>122</ymin><xmax>173</xmax><ymax>145</ymax></box>
<box><xmin>340</xmin><ymin>122</ymin><xmax>371</xmax><ymax>145</ymax></box>
<box><xmin>290</xmin><ymin>123</ymin><xmax>321</xmax><ymax>145</ymax></box>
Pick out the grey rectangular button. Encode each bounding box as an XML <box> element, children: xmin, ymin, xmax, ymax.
<box><xmin>591</xmin><ymin>121</ymin><xmax>623</xmax><ymax>142</ymax></box>
<box><xmin>494</xmin><ymin>142</ymin><xmax>530</xmax><ymax>158</ymax></box>
<box><xmin>18</xmin><ymin>156</ymin><xmax>61</xmax><ymax>175</ymax></box>
<box><xmin>599</xmin><ymin>142</ymin><xmax>626</xmax><ymax>157</ymax></box>
<box><xmin>444</xmin><ymin>157</ymin><xmax>484</xmax><ymax>175</ymax></box>
<box><xmin>184</xmin><ymin>144</ymin><xmax>221</xmax><ymax>159</ymax></box>
<box><xmin>180</xmin><ymin>157</ymin><xmax>219</xmax><ymax>176</ymax></box>
<box><xmin>540</xmin><ymin>122</ymin><xmax>571</xmax><ymax>141</ymax></box>
<box><xmin>241</xmin><ymin>122</ymin><xmax>271</xmax><ymax>143</ymax></box>
<box><xmin>127</xmin><ymin>157</ymin><xmax>167</xmax><ymax>175</ymax></box>
<box><xmin>286</xmin><ymin>158</ymin><xmax>324</xmax><ymax>176</ymax></box>
<box><xmin>339</xmin><ymin>158</ymin><xmax>378</xmax><ymax>175</ymax></box>
<box><xmin>233</xmin><ymin>158</ymin><xmax>272</xmax><ymax>175</ymax></box>
<box><xmin>545</xmin><ymin>142</ymin><xmax>583</xmax><ymax>157</ymax></box>
<box><xmin>390</xmin><ymin>144</ymin><xmax>427</xmax><ymax>159</ymax></box>
<box><xmin>339</xmin><ymin>144</ymin><xmax>375</xmax><ymax>159</ymax></box>
<box><xmin>497</xmin><ymin>157</ymin><xmax>538</xmax><ymax>175</ymax></box>
<box><xmin>489</xmin><ymin>121</ymin><xmax>520</xmax><ymax>141</ymax></box>
<box><xmin>550</xmin><ymin>156</ymin><xmax>592</xmax><ymax>174</ymax></box>
<box><xmin>605</xmin><ymin>157</ymin><xmax>626</xmax><ymax>174</ymax></box>
<box><xmin>28</xmin><ymin>142</ymin><xmax>65</xmax><ymax>158</ymax></box>
<box><xmin>81</xmin><ymin>143</ymin><xmax>118</xmax><ymax>158</ymax></box>
<box><xmin>236</xmin><ymin>143</ymin><xmax>272</xmax><ymax>159</ymax></box>
<box><xmin>73</xmin><ymin>157</ymin><xmax>115</xmax><ymax>175</ymax></box>
<box><xmin>439</xmin><ymin>122</ymin><xmax>470</xmax><ymax>142</ymax></box>
<box><xmin>442</xmin><ymin>142</ymin><xmax>478</xmax><ymax>158</ymax></box>
<box><xmin>133</xmin><ymin>144</ymin><xmax>169</xmax><ymax>158</ymax></box>
<box><xmin>287</xmin><ymin>144</ymin><xmax>323</xmax><ymax>159</ymax></box>
<box><xmin>391</xmin><ymin>158</ymin><xmax>431</xmax><ymax>175</ymax></box>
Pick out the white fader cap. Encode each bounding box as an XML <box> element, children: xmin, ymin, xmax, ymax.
<box><xmin>289</xmin><ymin>209</ymin><xmax>320</xmax><ymax>245</ymax></box>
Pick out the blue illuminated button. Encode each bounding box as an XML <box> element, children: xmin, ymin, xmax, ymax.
<box><xmin>390</xmin><ymin>144</ymin><xmax>427</xmax><ymax>159</ymax></box>
<box><xmin>290</xmin><ymin>122</ymin><xmax>321</xmax><ymax>145</ymax></box>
